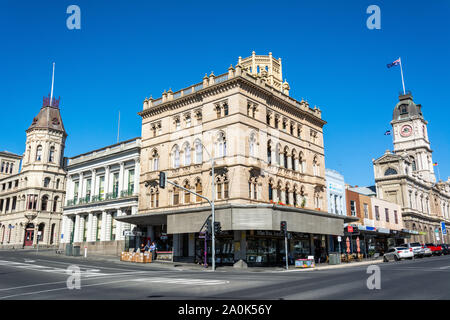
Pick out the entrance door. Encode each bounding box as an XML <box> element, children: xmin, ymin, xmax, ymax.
<box><xmin>24</xmin><ymin>230</ymin><xmax>34</xmax><ymax>246</ymax></box>
<box><xmin>182</xmin><ymin>234</ymin><xmax>189</xmax><ymax>257</ymax></box>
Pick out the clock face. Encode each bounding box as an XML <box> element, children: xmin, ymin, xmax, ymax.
<box><xmin>400</xmin><ymin>125</ymin><xmax>413</xmax><ymax>137</ymax></box>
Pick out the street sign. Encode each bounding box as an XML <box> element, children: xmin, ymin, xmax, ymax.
<box><xmin>347</xmin><ymin>226</ymin><xmax>353</xmax><ymax>233</ymax></box>
<box><xmin>38</xmin><ymin>231</ymin><xmax>42</xmax><ymax>236</ymax></box>
<box><xmin>337</xmin><ymin>236</ymin><xmax>342</xmax><ymax>242</ymax></box>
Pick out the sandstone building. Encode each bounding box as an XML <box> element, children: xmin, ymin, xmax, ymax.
<box><xmin>118</xmin><ymin>52</ymin><xmax>355</xmax><ymax>266</ymax></box>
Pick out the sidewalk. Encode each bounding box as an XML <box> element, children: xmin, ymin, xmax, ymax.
<box><xmin>4</xmin><ymin>248</ymin><xmax>383</xmax><ymax>273</ymax></box>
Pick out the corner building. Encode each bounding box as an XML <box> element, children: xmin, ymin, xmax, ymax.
<box><xmin>119</xmin><ymin>52</ymin><xmax>353</xmax><ymax>266</ymax></box>
<box><xmin>0</xmin><ymin>95</ymin><xmax>67</xmax><ymax>248</ymax></box>
<box><xmin>373</xmin><ymin>93</ymin><xmax>450</xmax><ymax>244</ymax></box>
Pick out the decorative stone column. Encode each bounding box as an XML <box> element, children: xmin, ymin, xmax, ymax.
<box><xmin>91</xmin><ymin>214</ymin><xmax>98</xmax><ymax>241</ymax></box>
<box><xmin>73</xmin><ymin>215</ymin><xmax>80</xmax><ymax>243</ymax></box>
<box><xmin>104</xmin><ymin>212</ymin><xmax>112</xmax><ymax>242</ymax></box>
<box><xmin>100</xmin><ymin>211</ymin><xmax>107</xmax><ymax>241</ymax></box>
<box><xmin>287</xmin><ymin>155</ymin><xmax>292</xmax><ymax>170</ymax></box>
<box><xmin>288</xmin><ymin>192</ymin><xmax>294</xmax><ymax>205</ymax></box>
<box><xmin>87</xmin><ymin>213</ymin><xmax>93</xmax><ymax>242</ymax></box>
<box><xmin>279</xmin><ymin>153</ymin><xmax>284</xmax><ymax>168</ymax></box>
<box><xmin>294</xmin><ymin>157</ymin><xmax>299</xmax><ymax>172</ymax></box>
<box><xmin>281</xmin><ymin>190</ymin><xmax>286</xmax><ymax>204</ymax></box>
<box><xmin>116</xmin><ymin>209</ymin><xmax>123</xmax><ymax>241</ymax></box>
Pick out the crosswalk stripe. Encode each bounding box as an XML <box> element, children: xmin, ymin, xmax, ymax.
<box><xmin>135</xmin><ymin>277</ymin><xmax>229</xmax><ymax>286</ymax></box>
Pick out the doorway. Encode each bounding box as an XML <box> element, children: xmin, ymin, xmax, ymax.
<box><xmin>24</xmin><ymin>230</ymin><xmax>34</xmax><ymax>246</ymax></box>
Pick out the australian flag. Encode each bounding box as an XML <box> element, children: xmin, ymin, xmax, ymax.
<box><xmin>384</xmin><ymin>130</ymin><xmax>391</xmax><ymax>135</ymax></box>
<box><xmin>387</xmin><ymin>58</ymin><xmax>400</xmax><ymax>68</ymax></box>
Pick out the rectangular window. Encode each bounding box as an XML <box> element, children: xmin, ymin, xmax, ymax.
<box><xmin>173</xmin><ymin>189</ymin><xmax>179</xmax><ymax>205</ymax></box>
<box><xmin>112</xmin><ymin>173</ymin><xmax>119</xmax><ymax>197</ymax></box>
<box><xmin>83</xmin><ymin>216</ymin><xmax>88</xmax><ymax>242</ymax></box>
<box><xmin>98</xmin><ymin>176</ymin><xmax>105</xmax><ymax>200</ymax></box>
<box><xmin>74</xmin><ymin>181</ymin><xmax>79</xmax><ymax>200</ymax></box>
<box><xmin>224</xmin><ymin>182</ymin><xmax>229</xmax><ymax>199</ymax></box>
<box><xmin>385</xmin><ymin>208</ymin><xmax>389</xmax><ymax>222</ymax></box>
<box><xmin>350</xmin><ymin>200</ymin><xmax>356</xmax><ymax>216</ymax></box>
<box><xmin>363</xmin><ymin>203</ymin><xmax>369</xmax><ymax>218</ymax></box>
<box><xmin>85</xmin><ymin>179</ymin><xmax>91</xmax><ymax>198</ymax></box>
<box><xmin>217</xmin><ymin>183</ymin><xmax>222</xmax><ymax>200</ymax></box>
<box><xmin>375</xmin><ymin>206</ymin><xmax>380</xmax><ymax>220</ymax></box>
<box><xmin>394</xmin><ymin>210</ymin><xmax>398</xmax><ymax>224</ymax></box>
<box><xmin>128</xmin><ymin>169</ymin><xmax>135</xmax><ymax>194</ymax></box>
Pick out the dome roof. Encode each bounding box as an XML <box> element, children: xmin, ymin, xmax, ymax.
<box><xmin>27</xmin><ymin>97</ymin><xmax>66</xmax><ymax>135</ymax></box>
<box><xmin>392</xmin><ymin>93</ymin><xmax>423</xmax><ymax>121</ymax></box>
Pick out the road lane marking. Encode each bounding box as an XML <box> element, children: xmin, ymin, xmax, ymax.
<box><xmin>134</xmin><ymin>277</ymin><xmax>230</xmax><ymax>286</ymax></box>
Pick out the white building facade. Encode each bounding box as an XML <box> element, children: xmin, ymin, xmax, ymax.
<box><xmin>325</xmin><ymin>169</ymin><xmax>347</xmax><ymax>216</ymax></box>
<box><xmin>61</xmin><ymin>138</ymin><xmax>140</xmax><ymax>255</ymax></box>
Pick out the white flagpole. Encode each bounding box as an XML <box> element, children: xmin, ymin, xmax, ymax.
<box><xmin>50</xmin><ymin>62</ymin><xmax>55</xmax><ymax>106</ymax></box>
<box><xmin>399</xmin><ymin>57</ymin><xmax>406</xmax><ymax>95</ymax></box>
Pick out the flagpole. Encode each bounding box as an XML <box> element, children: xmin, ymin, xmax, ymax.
<box><xmin>50</xmin><ymin>62</ymin><xmax>55</xmax><ymax>106</ymax></box>
<box><xmin>399</xmin><ymin>57</ymin><xmax>406</xmax><ymax>95</ymax></box>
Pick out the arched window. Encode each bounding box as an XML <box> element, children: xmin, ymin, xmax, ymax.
<box><xmin>50</xmin><ymin>224</ymin><xmax>56</xmax><ymax>245</ymax></box>
<box><xmin>412</xmin><ymin>158</ymin><xmax>417</xmax><ymax>171</ymax></box>
<box><xmin>183</xmin><ymin>181</ymin><xmax>190</xmax><ymax>204</ymax></box>
<box><xmin>299</xmin><ymin>152</ymin><xmax>305</xmax><ymax>173</ymax></box>
<box><xmin>173</xmin><ymin>185</ymin><xmax>179</xmax><ymax>205</ymax></box>
<box><xmin>43</xmin><ymin>177</ymin><xmax>51</xmax><ymax>188</ymax></box>
<box><xmin>36</xmin><ymin>145</ymin><xmax>43</xmax><ymax>161</ymax></box>
<box><xmin>195</xmin><ymin>179</ymin><xmax>202</xmax><ymax>202</ymax></box>
<box><xmin>5</xmin><ymin>163</ymin><xmax>9</xmax><ymax>173</ymax></box>
<box><xmin>53</xmin><ymin>196</ymin><xmax>59</xmax><ymax>212</ymax></box>
<box><xmin>384</xmin><ymin>168</ymin><xmax>398</xmax><ymax>176</ymax></box>
<box><xmin>172</xmin><ymin>145</ymin><xmax>180</xmax><ymax>168</ymax></box>
<box><xmin>268</xmin><ymin>180</ymin><xmax>274</xmax><ymax>201</ymax></box>
<box><xmin>267</xmin><ymin>142</ymin><xmax>272</xmax><ymax>164</ymax></box>
<box><xmin>283</xmin><ymin>148</ymin><xmax>289</xmax><ymax>168</ymax></box>
<box><xmin>152</xmin><ymin>149</ymin><xmax>159</xmax><ymax>171</ymax></box>
<box><xmin>41</xmin><ymin>195</ymin><xmax>49</xmax><ymax>211</ymax></box>
<box><xmin>285</xmin><ymin>183</ymin><xmax>290</xmax><ymax>205</ymax></box>
<box><xmin>249</xmin><ymin>133</ymin><xmax>257</xmax><ymax>157</ymax></box>
<box><xmin>49</xmin><ymin>146</ymin><xmax>55</xmax><ymax>162</ymax></box>
<box><xmin>38</xmin><ymin>223</ymin><xmax>45</xmax><ymax>242</ymax></box>
<box><xmin>313</xmin><ymin>156</ymin><xmax>319</xmax><ymax>176</ymax></box>
<box><xmin>291</xmin><ymin>150</ymin><xmax>296</xmax><ymax>170</ymax></box>
<box><xmin>293</xmin><ymin>186</ymin><xmax>298</xmax><ymax>206</ymax></box>
<box><xmin>216</xmin><ymin>132</ymin><xmax>227</xmax><ymax>157</ymax></box>
<box><xmin>183</xmin><ymin>143</ymin><xmax>191</xmax><ymax>166</ymax></box>
<box><xmin>195</xmin><ymin>140</ymin><xmax>203</xmax><ymax>164</ymax></box>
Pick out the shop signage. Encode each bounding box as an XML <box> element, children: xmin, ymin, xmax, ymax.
<box><xmin>377</xmin><ymin>228</ymin><xmax>390</xmax><ymax>234</ymax></box>
<box><xmin>347</xmin><ymin>226</ymin><xmax>353</xmax><ymax>233</ymax></box>
<box><xmin>123</xmin><ymin>230</ymin><xmax>143</xmax><ymax>237</ymax></box>
<box><xmin>359</xmin><ymin>226</ymin><xmax>376</xmax><ymax>232</ymax></box>
<box><xmin>156</xmin><ymin>251</ymin><xmax>173</xmax><ymax>262</ymax></box>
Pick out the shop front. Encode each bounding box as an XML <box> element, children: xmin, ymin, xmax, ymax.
<box><xmin>116</xmin><ymin>204</ymin><xmax>358</xmax><ymax>267</ymax></box>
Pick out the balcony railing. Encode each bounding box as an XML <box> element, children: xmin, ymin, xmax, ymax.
<box><xmin>66</xmin><ymin>189</ymin><xmax>136</xmax><ymax>207</ymax></box>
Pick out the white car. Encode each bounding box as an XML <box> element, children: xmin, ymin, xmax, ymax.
<box><xmin>383</xmin><ymin>247</ymin><xmax>414</xmax><ymax>262</ymax></box>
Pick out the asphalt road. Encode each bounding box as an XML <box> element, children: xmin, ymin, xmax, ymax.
<box><xmin>0</xmin><ymin>250</ymin><xmax>449</xmax><ymax>300</ymax></box>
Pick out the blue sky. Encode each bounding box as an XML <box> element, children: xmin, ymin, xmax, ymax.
<box><xmin>0</xmin><ymin>0</ymin><xmax>449</xmax><ymax>186</ymax></box>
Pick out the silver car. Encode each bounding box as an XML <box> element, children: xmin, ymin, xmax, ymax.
<box><xmin>401</xmin><ymin>242</ymin><xmax>424</xmax><ymax>258</ymax></box>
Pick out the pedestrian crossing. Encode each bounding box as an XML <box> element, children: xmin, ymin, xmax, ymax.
<box><xmin>0</xmin><ymin>259</ymin><xmax>108</xmax><ymax>277</ymax></box>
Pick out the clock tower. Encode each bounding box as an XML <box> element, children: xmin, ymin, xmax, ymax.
<box><xmin>391</xmin><ymin>93</ymin><xmax>436</xmax><ymax>183</ymax></box>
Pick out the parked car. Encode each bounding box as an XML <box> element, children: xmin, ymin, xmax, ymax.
<box><xmin>383</xmin><ymin>247</ymin><xmax>414</xmax><ymax>262</ymax></box>
<box><xmin>424</xmin><ymin>243</ymin><xmax>442</xmax><ymax>256</ymax></box>
<box><xmin>422</xmin><ymin>246</ymin><xmax>433</xmax><ymax>257</ymax></box>
<box><xmin>441</xmin><ymin>244</ymin><xmax>450</xmax><ymax>255</ymax></box>
<box><xmin>400</xmin><ymin>242</ymin><xmax>424</xmax><ymax>258</ymax></box>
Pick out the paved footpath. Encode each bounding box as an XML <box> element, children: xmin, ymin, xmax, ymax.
<box><xmin>0</xmin><ymin>249</ymin><xmax>449</xmax><ymax>299</ymax></box>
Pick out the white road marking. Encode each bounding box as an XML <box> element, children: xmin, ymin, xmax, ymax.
<box><xmin>134</xmin><ymin>277</ymin><xmax>229</xmax><ymax>286</ymax></box>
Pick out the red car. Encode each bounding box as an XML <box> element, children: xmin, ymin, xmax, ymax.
<box><xmin>424</xmin><ymin>243</ymin><xmax>442</xmax><ymax>256</ymax></box>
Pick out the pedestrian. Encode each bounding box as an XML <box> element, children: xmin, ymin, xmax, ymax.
<box><xmin>139</xmin><ymin>243</ymin><xmax>145</xmax><ymax>253</ymax></box>
<box><xmin>150</xmin><ymin>241</ymin><xmax>156</xmax><ymax>261</ymax></box>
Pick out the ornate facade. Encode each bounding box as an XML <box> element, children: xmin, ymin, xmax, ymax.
<box><xmin>0</xmin><ymin>95</ymin><xmax>67</xmax><ymax>248</ymax></box>
<box><xmin>373</xmin><ymin>93</ymin><xmax>450</xmax><ymax>244</ymax></box>
<box><xmin>118</xmin><ymin>52</ymin><xmax>354</xmax><ymax>266</ymax></box>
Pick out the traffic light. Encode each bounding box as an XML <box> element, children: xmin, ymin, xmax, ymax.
<box><xmin>206</xmin><ymin>219</ymin><xmax>212</xmax><ymax>235</ymax></box>
<box><xmin>214</xmin><ymin>221</ymin><xmax>221</xmax><ymax>234</ymax></box>
<box><xmin>280</xmin><ymin>221</ymin><xmax>287</xmax><ymax>235</ymax></box>
<box><xmin>159</xmin><ymin>171</ymin><xmax>166</xmax><ymax>189</ymax></box>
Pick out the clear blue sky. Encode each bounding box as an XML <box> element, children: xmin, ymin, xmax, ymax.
<box><xmin>0</xmin><ymin>0</ymin><xmax>449</xmax><ymax>186</ymax></box>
